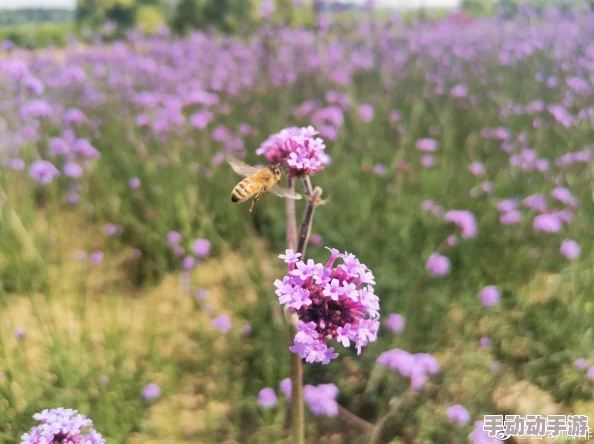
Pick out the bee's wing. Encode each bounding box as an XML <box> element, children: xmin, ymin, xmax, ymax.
<box><xmin>271</xmin><ymin>186</ymin><xmax>303</xmax><ymax>200</ymax></box>
<box><xmin>227</xmin><ymin>156</ymin><xmax>259</xmax><ymax>177</ymax></box>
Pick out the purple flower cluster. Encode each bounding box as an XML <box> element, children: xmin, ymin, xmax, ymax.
<box><xmin>376</xmin><ymin>348</ymin><xmax>440</xmax><ymax>391</ymax></box>
<box><xmin>444</xmin><ymin>210</ymin><xmax>478</xmax><ymax>239</ymax></box>
<box><xmin>304</xmin><ymin>383</ymin><xmax>339</xmax><ymax>417</ymax></box>
<box><xmin>20</xmin><ymin>408</ymin><xmax>105</xmax><ymax>444</ymax></box>
<box><xmin>275</xmin><ymin>248</ymin><xmax>379</xmax><ymax>364</ymax></box>
<box><xmin>256</xmin><ymin>126</ymin><xmax>330</xmax><ymax>177</ymax></box>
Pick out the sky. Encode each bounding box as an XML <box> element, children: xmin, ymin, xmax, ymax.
<box><xmin>0</xmin><ymin>0</ymin><xmax>460</xmax><ymax>10</ymax></box>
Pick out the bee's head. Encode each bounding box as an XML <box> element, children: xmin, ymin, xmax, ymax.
<box><xmin>269</xmin><ymin>164</ymin><xmax>282</xmax><ymax>182</ymax></box>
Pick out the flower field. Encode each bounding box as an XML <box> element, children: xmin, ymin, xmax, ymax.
<box><xmin>2</xmin><ymin>9</ymin><xmax>594</xmax><ymax>443</ymax></box>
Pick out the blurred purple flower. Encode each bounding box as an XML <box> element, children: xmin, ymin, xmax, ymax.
<box><xmin>533</xmin><ymin>214</ymin><xmax>562</xmax><ymax>233</ymax></box>
<box><xmin>385</xmin><ymin>313</ymin><xmax>405</xmax><ymax>333</ymax></box>
<box><xmin>63</xmin><ymin>108</ymin><xmax>87</xmax><ymax>125</ymax></box>
<box><xmin>420</xmin><ymin>155</ymin><xmax>435</xmax><ymax>168</ymax></box>
<box><xmin>560</xmin><ymin>240</ymin><xmax>581</xmax><ymax>260</ymax></box>
<box><xmin>63</xmin><ymin>162</ymin><xmax>83</xmax><ymax>178</ymax></box>
<box><xmin>128</xmin><ymin>177</ymin><xmax>141</xmax><ymax>189</ymax></box>
<box><xmin>20</xmin><ymin>99</ymin><xmax>52</xmax><ymax>119</ymax></box>
<box><xmin>192</xmin><ymin>239</ymin><xmax>211</xmax><ymax>258</ymax></box>
<box><xmin>479</xmin><ymin>337</ymin><xmax>491</xmax><ymax>348</ymax></box>
<box><xmin>212</xmin><ymin>314</ymin><xmax>232</xmax><ymax>333</ymax></box>
<box><xmin>468</xmin><ymin>162</ymin><xmax>485</xmax><ymax>176</ymax></box>
<box><xmin>166</xmin><ymin>231</ymin><xmax>182</xmax><ymax>245</ymax></box>
<box><xmin>447</xmin><ymin>404</ymin><xmax>470</xmax><ymax>424</ymax></box>
<box><xmin>451</xmin><ymin>84</ymin><xmax>468</xmax><ymax>98</ymax></box>
<box><xmin>377</xmin><ymin>349</ymin><xmax>439</xmax><ymax>390</ymax></box>
<box><xmin>90</xmin><ymin>251</ymin><xmax>104</xmax><ymax>264</ymax></box>
<box><xmin>500</xmin><ymin>210</ymin><xmax>522</xmax><ymax>225</ymax></box>
<box><xmin>182</xmin><ymin>256</ymin><xmax>196</xmax><ymax>270</ymax></box>
<box><xmin>142</xmin><ymin>383</ymin><xmax>161</xmax><ymax>401</ymax></box>
<box><xmin>469</xmin><ymin>420</ymin><xmax>503</xmax><ymax>443</ymax></box>
<box><xmin>358</xmin><ymin>104</ymin><xmax>375</xmax><ymax>122</ymax></box>
<box><xmin>444</xmin><ymin>210</ymin><xmax>477</xmax><ymax>239</ymax></box>
<box><xmin>309</xmin><ymin>234</ymin><xmax>323</xmax><ymax>246</ymax></box>
<box><xmin>426</xmin><ymin>253</ymin><xmax>451</xmax><ymax>277</ymax></box>
<box><xmin>415</xmin><ymin>138</ymin><xmax>439</xmax><ymax>152</ymax></box>
<box><xmin>523</xmin><ymin>194</ymin><xmax>547</xmax><ymax>212</ymax></box>
<box><xmin>190</xmin><ymin>110</ymin><xmax>213</xmax><ymax>130</ymax></box>
<box><xmin>497</xmin><ymin>199</ymin><xmax>517</xmax><ymax>212</ymax></box>
<box><xmin>258</xmin><ymin>387</ymin><xmax>277</xmax><ymax>408</ymax></box>
<box><xmin>14</xmin><ymin>328</ymin><xmax>25</xmax><ymax>340</ymax></box>
<box><xmin>304</xmin><ymin>384</ymin><xmax>339</xmax><ymax>417</ymax></box>
<box><xmin>478</xmin><ymin>286</ymin><xmax>500</xmax><ymax>308</ymax></box>
<box><xmin>49</xmin><ymin>137</ymin><xmax>69</xmax><ymax>155</ymax></box>
<box><xmin>29</xmin><ymin>160</ymin><xmax>60</xmax><ymax>184</ymax></box>
<box><xmin>279</xmin><ymin>378</ymin><xmax>292</xmax><ymax>398</ymax></box>
<box><xmin>575</xmin><ymin>358</ymin><xmax>587</xmax><ymax>369</ymax></box>
<box><xmin>241</xmin><ymin>324</ymin><xmax>252</xmax><ymax>336</ymax></box>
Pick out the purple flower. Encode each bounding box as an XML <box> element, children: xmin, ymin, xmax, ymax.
<box><xmin>551</xmin><ymin>187</ymin><xmax>578</xmax><ymax>207</ymax></box>
<box><xmin>49</xmin><ymin>137</ymin><xmax>69</xmax><ymax>156</ymax></box>
<box><xmin>358</xmin><ymin>104</ymin><xmax>375</xmax><ymax>122</ymax></box>
<box><xmin>190</xmin><ymin>110</ymin><xmax>213</xmax><ymax>130</ymax></box>
<box><xmin>128</xmin><ymin>177</ymin><xmax>141</xmax><ymax>189</ymax></box>
<box><xmin>479</xmin><ymin>337</ymin><xmax>491</xmax><ymax>348</ymax></box>
<box><xmin>497</xmin><ymin>199</ymin><xmax>517</xmax><ymax>212</ymax></box>
<box><xmin>29</xmin><ymin>160</ymin><xmax>60</xmax><ymax>184</ymax></box>
<box><xmin>304</xmin><ymin>384</ymin><xmax>339</xmax><ymax>417</ymax></box>
<box><xmin>20</xmin><ymin>408</ymin><xmax>105</xmax><ymax>444</ymax></box>
<box><xmin>258</xmin><ymin>387</ymin><xmax>277</xmax><ymax>408</ymax></box>
<box><xmin>523</xmin><ymin>194</ymin><xmax>547</xmax><ymax>212</ymax></box>
<box><xmin>376</xmin><ymin>349</ymin><xmax>439</xmax><ymax>390</ymax></box>
<box><xmin>192</xmin><ymin>239</ymin><xmax>211</xmax><ymax>258</ymax></box>
<box><xmin>575</xmin><ymin>358</ymin><xmax>587</xmax><ymax>369</ymax></box>
<box><xmin>309</xmin><ymin>234</ymin><xmax>324</xmax><ymax>246</ymax></box>
<box><xmin>277</xmin><ymin>248</ymin><xmax>379</xmax><ymax>364</ymax></box>
<box><xmin>14</xmin><ymin>328</ymin><xmax>25</xmax><ymax>340</ymax></box>
<box><xmin>469</xmin><ymin>420</ymin><xmax>503</xmax><ymax>443</ymax></box>
<box><xmin>444</xmin><ymin>210</ymin><xmax>477</xmax><ymax>239</ymax></box>
<box><xmin>166</xmin><ymin>231</ymin><xmax>182</xmax><ymax>245</ymax></box>
<box><xmin>560</xmin><ymin>240</ymin><xmax>581</xmax><ymax>260</ymax></box>
<box><xmin>426</xmin><ymin>253</ymin><xmax>451</xmax><ymax>277</ymax></box>
<box><xmin>241</xmin><ymin>324</ymin><xmax>252</xmax><ymax>336</ymax></box>
<box><xmin>142</xmin><ymin>383</ymin><xmax>161</xmax><ymax>401</ymax></box>
<box><xmin>385</xmin><ymin>313</ymin><xmax>405</xmax><ymax>333</ymax></box>
<box><xmin>212</xmin><ymin>314</ymin><xmax>232</xmax><ymax>333</ymax></box>
<box><xmin>500</xmin><ymin>210</ymin><xmax>522</xmax><ymax>225</ymax></box>
<box><xmin>420</xmin><ymin>155</ymin><xmax>435</xmax><ymax>168</ymax></box>
<box><xmin>279</xmin><ymin>378</ymin><xmax>292</xmax><ymax>398</ymax></box>
<box><xmin>20</xmin><ymin>99</ymin><xmax>52</xmax><ymax>119</ymax></box>
<box><xmin>479</xmin><ymin>286</ymin><xmax>500</xmax><ymax>308</ymax></box>
<box><xmin>468</xmin><ymin>162</ymin><xmax>485</xmax><ymax>176</ymax></box>
<box><xmin>63</xmin><ymin>108</ymin><xmax>87</xmax><ymax>125</ymax></box>
<box><xmin>103</xmin><ymin>224</ymin><xmax>120</xmax><ymax>236</ymax></box>
<box><xmin>256</xmin><ymin>126</ymin><xmax>330</xmax><ymax>178</ymax></box>
<box><xmin>451</xmin><ymin>84</ymin><xmax>468</xmax><ymax>98</ymax></box>
<box><xmin>90</xmin><ymin>251</ymin><xmax>104</xmax><ymax>264</ymax></box>
<box><xmin>533</xmin><ymin>214</ymin><xmax>562</xmax><ymax>233</ymax></box>
<box><xmin>63</xmin><ymin>162</ymin><xmax>83</xmax><ymax>178</ymax></box>
<box><xmin>447</xmin><ymin>404</ymin><xmax>470</xmax><ymax>424</ymax></box>
<box><xmin>182</xmin><ymin>256</ymin><xmax>196</xmax><ymax>270</ymax></box>
<box><xmin>415</xmin><ymin>138</ymin><xmax>439</xmax><ymax>152</ymax></box>
<box><xmin>588</xmin><ymin>366</ymin><xmax>594</xmax><ymax>381</ymax></box>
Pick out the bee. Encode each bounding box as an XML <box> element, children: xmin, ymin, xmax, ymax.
<box><xmin>227</xmin><ymin>157</ymin><xmax>302</xmax><ymax>212</ymax></box>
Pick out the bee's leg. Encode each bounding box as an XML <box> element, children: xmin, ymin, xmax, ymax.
<box><xmin>250</xmin><ymin>190</ymin><xmax>263</xmax><ymax>212</ymax></box>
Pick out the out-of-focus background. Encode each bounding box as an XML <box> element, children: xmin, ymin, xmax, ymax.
<box><xmin>2</xmin><ymin>0</ymin><xmax>594</xmax><ymax>443</ymax></box>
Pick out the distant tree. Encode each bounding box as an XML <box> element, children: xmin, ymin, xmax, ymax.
<box><xmin>171</xmin><ymin>0</ymin><xmax>201</xmax><ymax>34</ymax></box>
<box><xmin>461</xmin><ymin>0</ymin><xmax>495</xmax><ymax>16</ymax></box>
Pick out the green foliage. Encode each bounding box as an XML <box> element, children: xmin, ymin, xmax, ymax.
<box><xmin>0</xmin><ymin>8</ymin><xmax>73</xmax><ymax>27</ymax></box>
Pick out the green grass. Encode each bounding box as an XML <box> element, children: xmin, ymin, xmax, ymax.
<box><xmin>0</xmin><ymin>22</ymin><xmax>74</xmax><ymax>48</ymax></box>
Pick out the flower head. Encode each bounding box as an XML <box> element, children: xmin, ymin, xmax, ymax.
<box><xmin>376</xmin><ymin>349</ymin><xmax>439</xmax><ymax>391</ymax></box>
<box><xmin>258</xmin><ymin>387</ymin><xmax>277</xmax><ymax>408</ymax></box>
<box><xmin>20</xmin><ymin>408</ymin><xmax>105</xmax><ymax>444</ymax></box>
<box><xmin>304</xmin><ymin>383</ymin><xmax>339</xmax><ymax>417</ymax></box>
<box><xmin>385</xmin><ymin>313</ymin><xmax>405</xmax><ymax>333</ymax></box>
<box><xmin>29</xmin><ymin>160</ymin><xmax>60</xmax><ymax>184</ymax></box>
<box><xmin>444</xmin><ymin>210</ymin><xmax>477</xmax><ymax>239</ymax></box>
<box><xmin>279</xmin><ymin>378</ymin><xmax>292</xmax><ymax>398</ymax></box>
<box><xmin>447</xmin><ymin>404</ymin><xmax>470</xmax><ymax>424</ymax></box>
<box><xmin>256</xmin><ymin>126</ymin><xmax>330</xmax><ymax>177</ymax></box>
<box><xmin>426</xmin><ymin>253</ymin><xmax>451</xmax><ymax>277</ymax></box>
<box><xmin>192</xmin><ymin>238</ymin><xmax>211</xmax><ymax>258</ymax></box>
<box><xmin>415</xmin><ymin>138</ymin><xmax>439</xmax><ymax>152</ymax></box>
<box><xmin>277</xmin><ymin>248</ymin><xmax>379</xmax><ymax>364</ymax></box>
<box><xmin>212</xmin><ymin>314</ymin><xmax>232</xmax><ymax>333</ymax></box>
<box><xmin>142</xmin><ymin>383</ymin><xmax>161</xmax><ymax>401</ymax></box>
<box><xmin>479</xmin><ymin>285</ymin><xmax>500</xmax><ymax>308</ymax></box>
<box><xmin>560</xmin><ymin>239</ymin><xmax>581</xmax><ymax>260</ymax></box>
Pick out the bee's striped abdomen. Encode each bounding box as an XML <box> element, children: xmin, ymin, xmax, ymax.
<box><xmin>231</xmin><ymin>178</ymin><xmax>256</xmax><ymax>203</ymax></box>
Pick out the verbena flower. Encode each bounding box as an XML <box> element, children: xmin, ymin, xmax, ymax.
<box><xmin>258</xmin><ymin>387</ymin><xmax>277</xmax><ymax>408</ymax></box>
<box><xmin>384</xmin><ymin>313</ymin><xmax>405</xmax><ymax>333</ymax></box>
<box><xmin>304</xmin><ymin>383</ymin><xmax>339</xmax><ymax>417</ymax></box>
<box><xmin>192</xmin><ymin>239</ymin><xmax>211</xmax><ymax>258</ymax></box>
<box><xmin>426</xmin><ymin>253</ymin><xmax>451</xmax><ymax>277</ymax></box>
<box><xmin>478</xmin><ymin>286</ymin><xmax>500</xmax><ymax>308</ymax></box>
<box><xmin>469</xmin><ymin>420</ymin><xmax>503</xmax><ymax>443</ymax></box>
<box><xmin>20</xmin><ymin>408</ymin><xmax>105</xmax><ymax>444</ymax></box>
<box><xmin>142</xmin><ymin>383</ymin><xmax>161</xmax><ymax>400</ymax></box>
<box><xmin>376</xmin><ymin>349</ymin><xmax>440</xmax><ymax>391</ymax></box>
<box><xmin>444</xmin><ymin>210</ymin><xmax>477</xmax><ymax>239</ymax></box>
<box><xmin>211</xmin><ymin>314</ymin><xmax>232</xmax><ymax>333</ymax></box>
<box><xmin>279</xmin><ymin>378</ymin><xmax>292</xmax><ymax>398</ymax></box>
<box><xmin>256</xmin><ymin>126</ymin><xmax>330</xmax><ymax>177</ymax></box>
<box><xmin>447</xmin><ymin>404</ymin><xmax>470</xmax><ymax>424</ymax></box>
<box><xmin>560</xmin><ymin>239</ymin><xmax>581</xmax><ymax>259</ymax></box>
<box><xmin>574</xmin><ymin>358</ymin><xmax>587</xmax><ymax>369</ymax></box>
<box><xmin>29</xmin><ymin>160</ymin><xmax>60</xmax><ymax>184</ymax></box>
<box><xmin>276</xmin><ymin>248</ymin><xmax>379</xmax><ymax>364</ymax></box>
